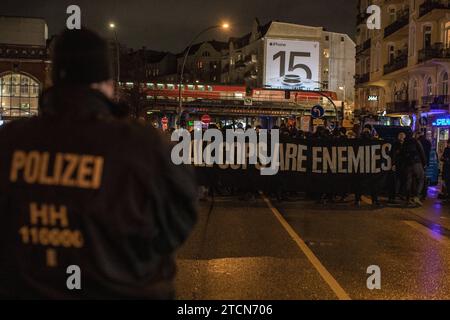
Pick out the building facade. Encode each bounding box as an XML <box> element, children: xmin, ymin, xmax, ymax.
<box><xmin>0</xmin><ymin>16</ymin><xmax>50</xmax><ymax>120</ymax></box>
<box><xmin>355</xmin><ymin>0</ymin><xmax>450</xmax><ymax>118</ymax></box>
<box><xmin>221</xmin><ymin>19</ymin><xmax>356</xmax><ymax>109</ymax></box>
<box><xmin>121</xmin><ymin>47</ymin><xmax>177</xmax><ymax>83</ymax></box>
<box><xmin>177</xmin><ymin>40</ymin><xmax>228</xmax><ymax>84</ymax></box>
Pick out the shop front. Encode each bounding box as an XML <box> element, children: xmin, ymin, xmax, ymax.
<box><xmin>431</xmin><ymin>116</ymin><xmax>450</xmax><ymax>157</ymax></box>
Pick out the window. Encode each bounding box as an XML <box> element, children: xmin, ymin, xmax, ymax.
<box><xmin>426</xmin><ymin>77</ymin><xmax>433</xmax><ymax>96</ymax></box>
<box><xmin>201</xmin><ymin>51</ymin><xmax>211</xmax><ymax>57</ymax></box>
<box><xmin>375</xmin><ymin>43</ymin><xmax>381</xmax><ymax>71</ymax></box>
<box><xmin>442</xmin><ymin>72</ymin><xmax>449</xmax><ymax>96</ymax></box>
<box><xmin>388</xmin><ymin>7</ymin><xmax>396</xmax><ymax>24</ymax></box>
<box><xmin>388</xmin><ymin>45</ymin><xmax>395</xmax><ymax>63</ymax></box>
<box><xmin>0</xmin><ymin>72</ymin><xmax>40</xmax><ymax>118</ymax></box>
<box><xmin>445</xmin><ymin>22</ymin><xmax>450</xmax><ymax>48</ymax></box>
<box><xmin>423</xmin><ymin>25</ymin><xmax>432</xmax><ymax>49</ymax></box>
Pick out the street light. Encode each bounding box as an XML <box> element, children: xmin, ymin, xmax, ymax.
<box><xmin>109</xmin><ymin>22</ymin><xmax>120</xmax><ymax>84</ymax></box>
<box><xmin>177</xmin><ymin>22</ymin><xmax>230</xmax><ymax>127</ymax></box>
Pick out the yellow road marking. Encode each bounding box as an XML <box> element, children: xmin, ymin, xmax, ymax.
<box><xmin>403</xmin><ymin>220</ymin><xmax>450</xmax><ymax>246</ymax></box>
<box><xmin>260</xmin><ymin>193</ymin><xmax>351</xmax><ymax>300</ymax></box>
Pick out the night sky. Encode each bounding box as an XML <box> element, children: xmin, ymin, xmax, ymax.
<box><xmin>1</xmin><ymin>0</ymin><xmax>357</xmax><ymax>53</ymax></box>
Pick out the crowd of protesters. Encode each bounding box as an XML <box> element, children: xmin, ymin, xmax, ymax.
<box><xmin>164</xmin><ymin>121</ymin><xmax>450</xmax><ymax>207</ymax></box>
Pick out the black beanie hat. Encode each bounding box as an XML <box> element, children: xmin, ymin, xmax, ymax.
<box><xmin>52</xmin><ymin>28</ymin><xmax>113</xmax><ymax>85</ymax></box>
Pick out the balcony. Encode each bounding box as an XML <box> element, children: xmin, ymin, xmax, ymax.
<box><xmin>418</xmin><ymin>43</ymin><xmax>450</xmax><ymax>63</ymax></box>
<box><xmin>422</xmin><ymin>95</ymin><xmax>450</xmax><ymax>111</ymax></box>
<box><xmin>355</xmin><ymin>73</ymin><xmax>370</xmax><ymax>85</ymax></box>
<box><xmin>384</xmin><ymin>9</ymin><xmax>409</xmax><ymax>38</ymax></box>
<box><xmin>383</xmin><ymin>51</ymin><xmax>408</xmax><ymax>75</ymax></box>
<box><xmin>356</xmin><ymin>39</ymin><xmax>371</xmax><ymax>55</ymax></box>
<box><xmin>419</xmin><ymin>0</ymin><xmax>450</xmax><ymax>18</ymax></box>
<box><xmin>386</xmin><ymin>100</ymin><xmax>414</xmax><ymax>114</ymax></box>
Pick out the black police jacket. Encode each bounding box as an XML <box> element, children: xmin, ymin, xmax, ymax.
<box><xmin>0</xmin><ymin>85</ymin><xmax>197</xmax><ymax>299</ymax></box>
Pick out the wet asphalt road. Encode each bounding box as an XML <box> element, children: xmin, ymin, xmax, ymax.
<box><xmin>175</xmin><ymin>194</ymin><xmax>450</xmax><ymax>300</ymax></box>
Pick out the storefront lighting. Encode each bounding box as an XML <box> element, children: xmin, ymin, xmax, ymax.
<box><xmin>432</xmin><ymin>118</ymin><xmax>450</xmax><ymax>127</ymax></box>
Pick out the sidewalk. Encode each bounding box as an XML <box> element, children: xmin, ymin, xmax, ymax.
<box><xmin>404</xmin><ymin>186</ymin><xmax>450</xmax><ymax>230</ymax></box>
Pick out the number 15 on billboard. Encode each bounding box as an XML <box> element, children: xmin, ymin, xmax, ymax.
<box><xmin>264</xmin><ymin>39</ymin><xmax>320</xmax><ymax>91</ymax></box>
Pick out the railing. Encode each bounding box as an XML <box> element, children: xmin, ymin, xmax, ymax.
<box><xmin>384</xmin><ymin>9</ymin><xmax>410</xmax><ymax>38</ymax></box>
<box><xmin>419</xmin><ymin>0</ymin><xmax>450</xmax><ymax>18</ymax></box>
<box><xmin>418</xmin><ymin>43</ymin><xmax>450</xmax><ymax>63</ymax></box>
<box><xmin>356</xmin><ymin>39</ymin><xmax>371</xmax><ymax>54</ymax></box>
<box><xmin>383</xmin><ymin>52</ymin><xmax>408</xmax><ymax>75</ymax></box>
<box><xmin>355</xmin><ymin>73</ymin><xmax>370</xmax><ymax>85</ymax></box>
<box><xmin>422</xmin><ymin>95</ymin><xmax>450</xmax><ymax>110</ymax></box>
<box><xmin>386</xmin><ymin>100</ymin><xmax>413</xmax><ymax>113</ymax></box>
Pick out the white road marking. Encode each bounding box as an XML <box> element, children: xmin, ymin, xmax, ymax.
<box><xmin>261</xmin><ymin>193</ymin><xmax>351</xmax><ymax>300</ymax></box>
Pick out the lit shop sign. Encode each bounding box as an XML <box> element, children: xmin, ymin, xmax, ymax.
<box><xmin>264</xmin><ymin>39</ymin><xmax>320</xmax><ymax>91</ymax></box>
<box><xmin>368</xmin><ymin>95</ymin><xmax>378</xmax><ymax>101</ymax></box>
<box><xmin>432</xmin><ymin>118</ymin><xmax>450</xmax><ymax>126</ymax></box>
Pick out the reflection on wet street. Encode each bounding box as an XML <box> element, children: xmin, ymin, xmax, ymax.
<box><xmin>176</xmin><ymin>194</ymin><xmax>450</xmax><ymax>300</ymax></box>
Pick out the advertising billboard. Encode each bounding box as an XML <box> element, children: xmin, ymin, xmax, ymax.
<box><xmin>264</xmin><ymin>38</ymin><xmax>320</xmax><ymax>91</ymax></box>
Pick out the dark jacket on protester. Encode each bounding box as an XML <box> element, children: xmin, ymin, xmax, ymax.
<box><xmin>0</xmin><ymin>85</ymin><xmax>197</xmax><ymax>299</ymax></box>
<box><xmin>443</xmin><ymin>147</ymin><xmax>450</xmax><ymax>180</ymax></box>
<box><xmin>393</xmin><ymin>138</ymin><xmax>427</xmax><ymax>168</ymax></box>
<box><xmin>418</xmin><ymin>136</ymin><xmax>432</xmax><ymax>166</ymax></box>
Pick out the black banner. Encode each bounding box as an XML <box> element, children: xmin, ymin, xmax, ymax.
<box><xmin>191</xmin><ymin>138</ymin><xmax>393</xmax><ymax>194</ymax></box>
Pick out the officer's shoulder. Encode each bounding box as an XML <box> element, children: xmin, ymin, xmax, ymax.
<box><xmin>0</xmin><ymin>117</ymin><xmax>37</xmax><ymax>139</ymax></box>
<box><xmin>107</xmin><ymin>119</ymin><xmax>167</xmax><ymax>151</ymax></box>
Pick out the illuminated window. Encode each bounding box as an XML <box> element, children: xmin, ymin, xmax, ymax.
<box><xmin>388</xmin><ymin>7</ymin><xmax>396</xmax><ymax>24</ymax></box>
<box><xmin>423</xmin><ymin>25</ymin><xmax>432</xmax><ymax>49</ymax></box>
<box><xmin>446</xmin><ymin>22</ymin><xmax>450</xmax><ymax>48</ymax></box>
<box><xmin>0</xmin><ymin>72</ymin><xmax>40</xmax><ymax>118</ymax></box>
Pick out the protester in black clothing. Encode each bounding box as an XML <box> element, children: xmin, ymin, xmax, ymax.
<box><xmin>417</xmin><ymin>132</ymin><xmax>432</xmax><ymax>167</ymax></box>
<box><xmin>393</xmin><ymin>131</ymin><xmax>427</xmax><ymax>207</ymax></box>
<box><xmin>355</xmin><ymin>128</ymin><xmax>380</xmax><ymax>207</ymax></box>
<box><xmin>441</xmin><ymin>139</ymin><xmax>450</xmax><ymax>202</ymax></box>
<box><xmin>0</xmin><ymin>29</ymin><xmax>197</xmax><ymax>299</ymax></box>
<box><xmin>417</xmin><ymin>132</ymin><xmax>432</xmax><ymax>200</ymax></box>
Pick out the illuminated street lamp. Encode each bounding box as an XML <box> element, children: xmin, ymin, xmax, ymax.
<box><xmin>109</xmin><ymin>22</ymin><xmax>120</xmax><ymax>84</ymax></box>
<box><xmin>177</xmin><ymin>22</ymin><xmax>230</xmax><ymax>127</ymax></box>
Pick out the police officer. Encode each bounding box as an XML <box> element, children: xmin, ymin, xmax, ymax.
<box><xmin>0</xmin><ymin>29</ymin><xmax>197</xmax><ymax>299</ymax></box>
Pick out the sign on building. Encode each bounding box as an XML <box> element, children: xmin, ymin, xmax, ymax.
<box><xmin>264</xmin><ymin>39</ymin><xmax>320</xmax><ymax>91</ymax></box>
